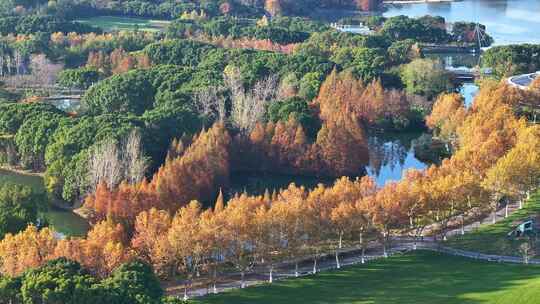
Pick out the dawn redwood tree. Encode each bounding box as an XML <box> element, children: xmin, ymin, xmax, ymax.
<box><xmin>426</xmin><ymin>93</ymin><xmax>467</xmax><ymax>146</ymax></box>
<box><xmin>0</xmin><ymin>226</ymin><xmax>57</xmax><ymax>277</ymax></box>
<box><xmin>131</xmin><ymin>208</ymin><xmax>172</xmax><ymax>277</ymax></box>
<box><xmin>362</xmin><ymin>183</ymin><xmax>408</xmax><ymax>257</ymax></box>
<box><xmin>167</xmin><ymin>201</ymin><xmax>209</xmax><ymax>300</ymax></box>
<box><xmin>221</xmin><ymin>194</ymin><xmax>262</xmax><ymax>288</ymax></box>
<box><xmin>253</xmin><ymin>203</ymin><xmax>282</xmax><ymax>283</ymax></box>
<box><xmin>270</xmin><ymin>185</ymin><xmax>309</xmax><ymax>277</ymax></box>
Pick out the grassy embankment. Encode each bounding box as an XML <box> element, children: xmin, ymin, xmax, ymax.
<box><xmin>446</xmin><ymin>189</ymin><xmax>540</xmax><ymax>257</ymax></box>
<box><xmin>194</xmin><ymin>250</ymin><xmax>540</xmax><ymax>304</ymax></box>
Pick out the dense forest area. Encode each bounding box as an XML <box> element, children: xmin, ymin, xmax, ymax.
<box><xmin>0</xmin><ymin>1</ymin><xmax>538</xmax><ymax>302</ymax></box>
<box><xmin>1</xmin><ymin>0</ymin><xmax>383</xmax><ymax>19</ymax></box>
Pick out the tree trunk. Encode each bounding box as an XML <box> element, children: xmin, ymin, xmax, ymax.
<box><xmin>383</xmin><ymin>232</ymin><xmax>388</xmax><ymax>258</ymax></box>
<box><xmin>505</xmin><ymin>204</ymin><xmax>509</xmax><ymax>218</ymax></box>
<box><xmin>360</xmin><ymin>232</ymin><xmax>366</xmax><ymax>264</ymax></box>
<box><xmin>183</xmin><ymin>284</ymin><xmax>189</xmax><ymax>301</ymax></box>
<box><xmin>461</xmin><ymin>215</ymin><xmax>465</xmax><ymax>235</ymax></box>
<box><xmin>492</xmin><ymin>210</ymin><xmax>496</xmax><ymax>224</ymax></box>
<box><xmin>338</xmin><ymin>232</ymin><xmax>343</xmax><ymax>249</ymax></box>
<box><xmin>241</xmin><ymin>271</ymin><xmax>246</xmax><ymax>288</ymax></box>
<box><xmin>313</xmin><ymin>257</ymin><xmax>318</xmax><ymax>274</ymax></box>
<box><xmin>213</xmin><ymin>267</ymin><xmax>218</xmax><ymax>294</ymax></box>
<box><xmin>519</xmin><ymin>199</ymin><xmax>523</xmax><ymax>209</ymax></box>
<box><xmin>361</xmin><ymin>246</ymin><xmax>366</xmax><ymax>264</ymax></box>
<box><xmin>295</xmin><ymin>262</ymin><xmax>299</xmax><ymax>277</ymax></box>
<box><xmin>335</xmin><ymin>249</ymin><xmax>341</xmax><ymax>269</ymax></box>
<box><xmin>269</xmin><ymin>265</ymin><xmax>274</xmax><ymax>283</ymax></box>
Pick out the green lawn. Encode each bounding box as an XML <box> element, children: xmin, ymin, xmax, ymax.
<box><xmin>0</xmin><ymin>168</ymin><xmax>44</xmax><ymax>192</ymax></box>
<box><xmin>194</xmin><ymin>251</ymin><xmax>540</xmax><ymax>304</ymax></box>
<box><xmin>77</xmin><ymin>16</ymin><xmax>170</xmax><ymax>32</ymax></box>
<box><xmin>447</xmin><ymin>190</ymin><xmax>540</xmax><ymax>257</ymax></box>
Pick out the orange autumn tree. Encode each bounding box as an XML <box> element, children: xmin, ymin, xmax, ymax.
<box><xmin>84</xmin><ymin>123</ymin><xmax>231</xmax><ymax>226</ymax></box>
<box><xmin>426</xmin><ymin>93</ymin><xmax>467</xmax><ymax>144</ymax></box>
<box><xmin>55</xmin><ymin>220</ymin><xmax>132</xmax><ymax>277</ymax></box>
<box><xmin>269</xmin><ymin>184</ymin><xmax>309</xmax><ymax>277</ymax></box>
<box><xmin>0</xmin><ymin>226</ymin><xmax>57</xmax><ymax>277</ymax></box>
<box><xmin>314</xmin><ymin>70</ymin><xmax>371</xmax><ymax>174</ymax></box>
<box><xmin>361</xmin><ymin>182</ymin><xmax>408</xmax><ymax>257</ymax></box>
<box><xmin>152</xmin><ymin>123</ymin><xmax>231</xmax><ymax>210</ymax></box>
<box><xmin>264</xmin><ymin>0</ymin><xmax>282</xmax><ymax>16</ymax></box>
<box><xmin>221</xmin><ymin>193</ymin><xmax>268</xmax><ymax>288</ymax></box>
<box><xmin>131</xmin><ymin>208</ymin><xmax>172</xmax><ymax>277</ymax></box>
<box><xmin>167</xmin><ymin>201</ymin><xmax>210</xmax><ymax>299</ymax></box>
<box><xmin>483</xmin><ymin>124</ymin><xmax>540</xmax><ymax>210</ymax></box>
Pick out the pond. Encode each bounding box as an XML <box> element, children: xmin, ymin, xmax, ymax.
<box><xmin>229</xmin><ymin>131</ymin><xmax>434</xmax><ymax>196</ymax></box>
<box><xmin>0</xmin><ymin>168</ymin><xmax>89</xmax><ymax>237</ymax></box>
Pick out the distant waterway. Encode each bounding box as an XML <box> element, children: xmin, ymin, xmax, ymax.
<box><xmin>384</xmin><ymin>0</ymin><xmax>540</xmax><ymax>46</ymax></box>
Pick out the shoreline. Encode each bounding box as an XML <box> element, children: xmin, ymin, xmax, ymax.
<box><xmin>0</xmin><ymin>165</ymin><xmax>44</xmax><ymax>177</ymax></box>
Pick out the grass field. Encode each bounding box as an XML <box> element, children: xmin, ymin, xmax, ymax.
<box><xmin>447</xmin><ymin>190</ymin><xmax>540</xmax><ymax>257</ymax></box>
<box><xmin>77</xmin><ymin>16</ymin><xmax>170</xmax><ymax>32</ymax></box>
<box><xmin>194</xmin><ymin>251</ymin><xmax>540</xmax><ymax>304</ymax></box>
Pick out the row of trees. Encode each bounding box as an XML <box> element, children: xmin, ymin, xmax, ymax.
<box><xmin>483</xmin><ymin>44</ymin><xmax>540</xmax><ymax>79</ymax></box>
<box><xmin>0</xmin><ymin>15</ymin><xmax>99</xmax><ymax>35</ymax></box>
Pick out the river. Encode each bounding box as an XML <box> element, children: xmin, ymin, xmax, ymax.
<box><xmin>384</xmin><ymin>0</ymin><xmax>540</xmax><ymax>46</ymax></box>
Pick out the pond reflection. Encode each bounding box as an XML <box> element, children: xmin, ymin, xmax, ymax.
<box><xmin>228</xmin><ymin>131</ymin><xmax>434</xmax><ymax>195</ymax></box>
<box><xmin>366</xmin><ymin>132</ymin><xmax>429</xmax><ymax>186</ymax></box>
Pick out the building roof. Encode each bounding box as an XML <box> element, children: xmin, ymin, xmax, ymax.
<box><xmin>507</xmin><ymin>71</ymin><xmax>540</xmax><ymax>89</ymax></box>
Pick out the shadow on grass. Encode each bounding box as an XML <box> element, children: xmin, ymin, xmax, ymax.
<box><xmin>193</xmin><ymin>251</ymin><xmax>540</xmax><ymax>304</ymax></box>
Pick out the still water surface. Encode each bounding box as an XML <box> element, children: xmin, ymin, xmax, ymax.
<box><xmin>384</xmin><ymin>0</ymin><xmax>540</xmax><ymax>46</ymax></box>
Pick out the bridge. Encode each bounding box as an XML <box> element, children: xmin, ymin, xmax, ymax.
<box><xmin>446</xmin><ymin>66</ymin><xmax>492</xmax><ymax>81</ymax></box>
